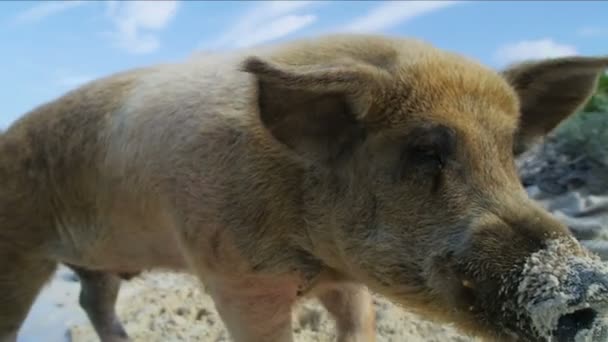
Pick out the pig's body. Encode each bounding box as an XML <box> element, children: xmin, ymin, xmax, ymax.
<box><xmin>4</xmin><ymin>52</ymin><xmax>339</xmax><ymax>285</ymax></box>
<box><xmin>20</xmin><ymin>59</ymin><xmax>282</xmax><ymax>275</ymax></box>
<box><xmin>1</xmin><ymin>34</ymin><xmax>608</xmax><ymax>342</ymax></box>
<box><xmin>1</xmin><ymin>42</ymin><xmax>374</xmax><ymax>342</ymax></box>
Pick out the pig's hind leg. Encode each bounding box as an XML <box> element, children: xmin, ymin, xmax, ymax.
<box><xmin>68</xmin><ymin>265</ymin><xmax>130</xmax><ymax>342</ymax></box>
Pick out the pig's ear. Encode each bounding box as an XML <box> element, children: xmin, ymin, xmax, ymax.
<box><xmin>501</xmin><ymin>56</ymin><xmax>608</xmax><ymax>155</ymax></box>
<box><xmin>241</xmin><ymin>56</ymin><xmax>386</xmax><ymax>166</ymax></box>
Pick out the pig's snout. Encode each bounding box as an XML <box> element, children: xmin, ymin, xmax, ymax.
<box><xmin>554</xmin><ymin>308</ymin><xmax>598</xmax><ymax>342</ymax></box>
<box><xmin>512</xmin><ymin>237</ymin><xmax>608</xmax><ymax>342</ymax></box>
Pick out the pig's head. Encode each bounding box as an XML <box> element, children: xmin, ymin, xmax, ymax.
<box><xmin>242</xmin><ymin>35</ymin><xmax>608</xmax><ymax>341</ymax></box>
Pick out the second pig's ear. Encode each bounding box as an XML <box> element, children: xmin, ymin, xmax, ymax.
<box><xmin>501</xmin><ymin>56</ymin><xmax>608</xmax><ymax>155</ymax></box>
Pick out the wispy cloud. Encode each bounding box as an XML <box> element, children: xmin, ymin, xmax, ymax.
<box><xmin>13</xmin><ymin>1</ymin><xmax>86</xmax><ymax>24</ymax></box>
<box><xmin>340</xmin><ymin>1</ymin><xmax>463</xmax><ymax>33</ymax></box>
<box><xmin>494</xmin><ymin>38</ymin><xmax>577</xmax><ymax>66</ymax></box>
<box><xmin>200</xmin><ymin>1</ymin><xmax>321</xmax><ymax>50</ymax></box>
<box><xmin>51</xmin><ymin>67</ymin><xmax>97</xmax><ymax>89</ymax></box>
<box><xmin>56</xmin><ymin>74</ymin><xmax>95</xmax><ymax>88</ymax></box>
<box><xmin>233</xmin><ymin>14</ymin><xmax>316</xmax><ymax>48</ymax></box>
<box><xmin>104</xmin><ymin>1</ymin><xmax>179</xmax><ymax>54</ymax></box>
<box><xmin>577</xmin><ymin>26</ymin><xmax>608</xmax><ymax>37</ymax></box>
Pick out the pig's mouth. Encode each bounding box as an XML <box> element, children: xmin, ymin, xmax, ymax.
<box><xmin>506</xmin><ymin>237</ymin><xmax>608</xmax><ymax>341</ymax></box>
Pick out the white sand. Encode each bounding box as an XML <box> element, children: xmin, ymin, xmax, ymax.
<box><xmin>67</xmin><ymin>272</ymin><xmax>478</xmax><ymax>342</ymax></box>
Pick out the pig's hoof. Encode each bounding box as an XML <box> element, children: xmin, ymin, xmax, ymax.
<box><xmin>102</xmin><ymin>334</ymin><xmax>131</xmax><ymax>342</ymax></box>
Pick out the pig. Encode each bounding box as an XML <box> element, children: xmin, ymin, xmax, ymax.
<box><xmin>1</xmin><ymin>33</ymin><xmax>608</xmax><ymax>342</ymax></box>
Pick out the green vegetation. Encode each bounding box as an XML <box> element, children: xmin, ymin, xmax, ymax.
<box><xmin>552</xmin><ymin>72</ymin><xmax>608</xmax><ymax>165</ymax></box>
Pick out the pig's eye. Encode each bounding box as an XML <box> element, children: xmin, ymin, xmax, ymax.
<box><xmin>401</xmin><ymin>144</ymin><xmax>445</xmax><ymax>176</ymax></box>
<box><xmin>407</xmin><ymin>145</ymin><xmax>445</xmax><ymax>170</ymax></box>
<box><xmin>398</xmin><ymin>145</ymin><xmax>445</xmax><ymax>192</ymax></box>
<box><xmin>397</xmin><ymin>124</ymin><xmax>455</xmax><ymax>185</ymax></box>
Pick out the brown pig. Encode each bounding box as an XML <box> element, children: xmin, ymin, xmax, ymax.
<box><xmin>1</xmin><ymin>34</ymin><xmax>608</xmax><ymax>342</ymax></box>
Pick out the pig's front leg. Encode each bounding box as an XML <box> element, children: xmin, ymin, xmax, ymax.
<box><xmin>318</xmin><ymin>283</ymin><xmax>376</xmax><ymax>342</ymax></box>
<box><xmin>206</xmin><ymin>277</ymin><xmax>297</xmax><ymax>342</ymax></box>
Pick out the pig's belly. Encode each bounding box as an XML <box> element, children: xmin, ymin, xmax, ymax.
<box><xmin>48</xmin><ymin>207</ymin><xmax>190</xmax><ymax>274</ymax></box>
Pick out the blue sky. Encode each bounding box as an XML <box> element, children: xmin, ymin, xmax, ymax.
<box><xmin>1</xmin><ymin>0</ymin><xmax>607</xmax><ymax>129</ymax></box>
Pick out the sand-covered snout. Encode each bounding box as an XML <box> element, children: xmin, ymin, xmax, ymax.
<box><xmin>514</xmin><ymin>237</ymin><xmax>608</xmax><ymax>341</ymax></box>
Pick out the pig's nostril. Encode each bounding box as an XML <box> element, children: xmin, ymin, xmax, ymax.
<box><xmin>554</xmin><ymin>308</ymin><xmax>597</xmax><ymax>342</ymax></box>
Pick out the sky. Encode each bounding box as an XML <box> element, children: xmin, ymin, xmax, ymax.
<box><xmin>1</xmin><ymin>0</ymin><xmax>607</xmax><ymax>129</ymax></box>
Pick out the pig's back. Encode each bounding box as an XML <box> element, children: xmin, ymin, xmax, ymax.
<box><xmin>0</xmin><ymin>51</ymin><xmax>260</xmax><ymax>271</ymax></box>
